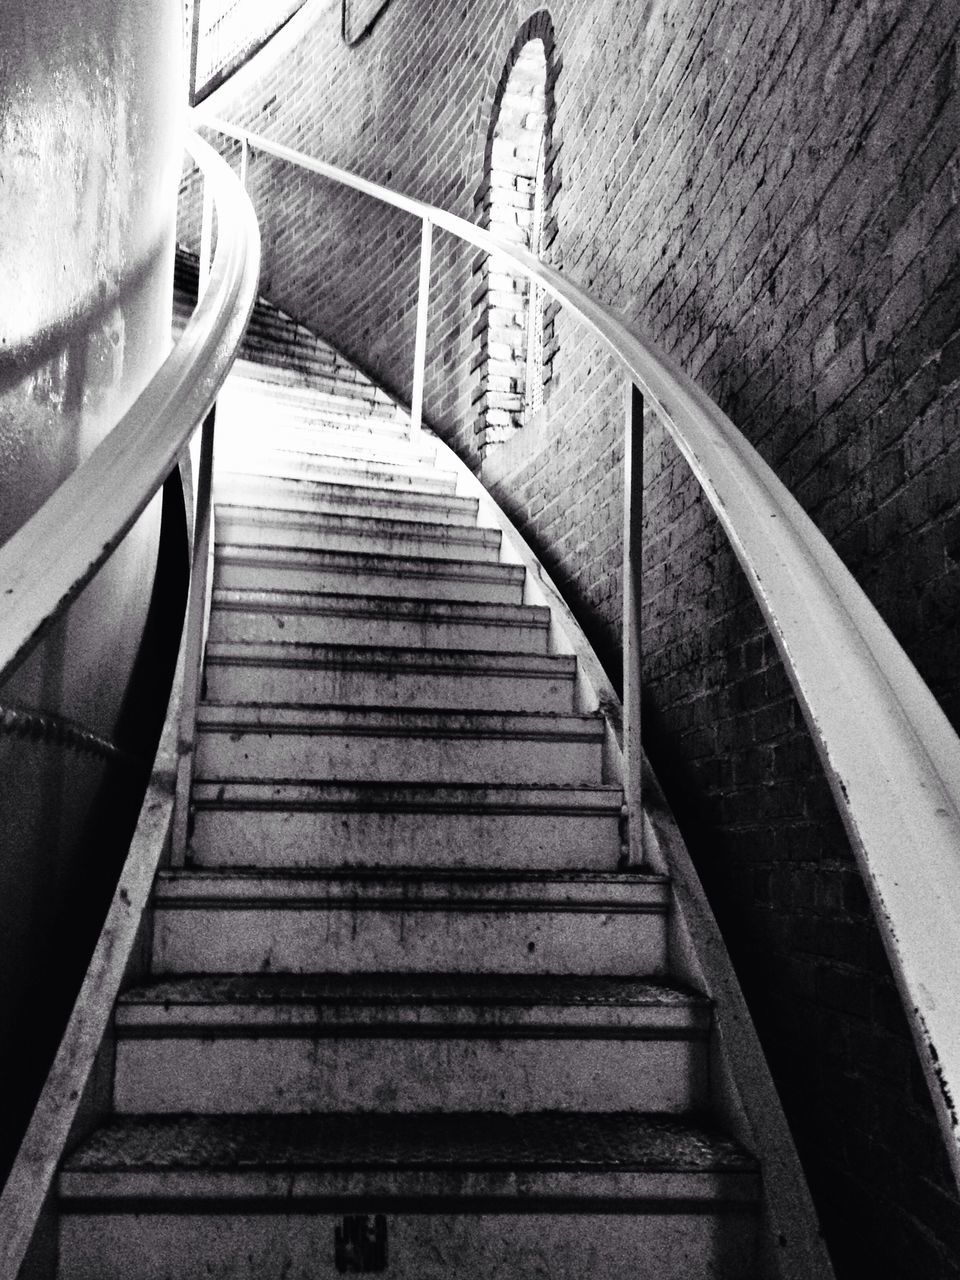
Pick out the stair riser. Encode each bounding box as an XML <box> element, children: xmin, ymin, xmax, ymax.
<box><xmin>215</xmin><ymin>484</ymin><xmax>478</xmax><ymax>527</ymax></box>
<box><xmin>217</xmin><ymin>517</ymin><xmax>501</xmax><ymax>562</ymax></box>
<box><xmin>190</xmin><ymin>807</ymin><xmax>619</xmax><ymax>869</ymax></box>
<box><xmin>59</xmin><ymin>1209</ymin><xmax>756</xmax><ymax>1280</ymax></box>
<box><xmin>214</xmin><ymin>560</ymin><xmax>523</xmax><ymax>604</ymax></box>
<box><xmin>207</xmin><ymin>609</ymin><xmax>547</xmax><ymax>654</ymax></box>
<box><xmin>113</xmin><ymin>1036</ymin><xmax>706</xmax><ymax>1114</ymax></box>
<box><xmin>151</xmin><ymin>906</ymin><xmax>667</xmax><ymax>976</ymax></box>
<box><xmin>203</xmin><ymin>663</ymin><xmax>572</xmax><ymax>712</ymax></box>
<box><xmin>194</xmin><ymin>728</ymin><xmax>602</xmax><ymax>785</ymax></box>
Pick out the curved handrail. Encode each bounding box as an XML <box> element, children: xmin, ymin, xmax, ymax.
<box><xmin>0</xmin><ymin>129</ymin><xmax>261</xmax><ymax>684</ymax></box>
<box><xmin>196</xmin><ymin>110</ymin><xmax>960</xmax><ymax>1188</ymax></box>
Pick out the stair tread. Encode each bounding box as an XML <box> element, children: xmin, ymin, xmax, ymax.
<box><xmin>118</xmin><ymin>973</ymin><xmax>707</xmax><ymax>1009</ymax></box>
<box><xmin>63</xmin><ymin>1112</ymin><xmax>755</xmax><ymax>1175</ymax></box>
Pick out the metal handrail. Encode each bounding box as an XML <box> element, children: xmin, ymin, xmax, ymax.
<box><xmin>0</xmin><ymin>129</ymin><xmax>260</xmax><ymax>685</ymax></box>
<box><xmin>196</xmin><ymin>109</ymin><xmax>960</xmax><ymax>1189</ymax></box>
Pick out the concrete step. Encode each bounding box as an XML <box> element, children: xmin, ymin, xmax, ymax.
<box><xmin>195</xmin><ymin>704</ymin><xmax>603</xmax><ymax>786</ymax></box>
<box><xmin>194</xmin><ymin>704</ymin><xmax>604</xmax><ymax>786</ymax></box>
<box><xmin>189</xmin><ymin>779</ymin><xmax>622</xmax><ymax>870</ymax></box>
<box><xmin>203</xmin><ymin>642</ymin><xmax>574</xmax><ymax>711</ymax></box>
<box><xmin>219</xmin><ymin>377</ymin><xmax>405</xmax><ymax>426</ymax></box>
<box><xmin>225</xmin><ymin>361</ymin><xmax>399</xmax><ymax>401</ymax></box>
<box><xmin>208</xmin><ymin>589</ymin><xmax>549</xmax><ymax>653</ymax></box>
<box><xmin>212</xmin><ymin>546</ymin><xmax>525</xmax><ymax>604</ymax></box>
<box><xmin>59</xmin><ymin>1113</ymin><xmax>758</xmax><ymax>1280</ymax></box>
<box><xmin>217</xmin><ymin>402</ymin><xmax>410</xmax><ymax>449</ymax></box>
<box><xmin>228</xmin><ymin>356</ymin><xmax>403</xmax><ymax>405</ymax></box>
<box><xmin>216</xmin><ymin>506</ymin><xmax>502</xmax><ymax>561</ymax></box>
<box><xmin>216</xmin><ymin>424</ymin><xmax>437</xmax><ymax>471</ymax></box>
<box><xmin>151</xmin><ymin>869</ymin><xmax>670</xmax><ymax>976</ymax></box>
<box><xmin>113</xmin><ymin>974</ymin><xmax>710</xmax><ymax>1115</ymax></box>
<box><xmin>214</xmin><ymin>473</ymin><xmax>479</xmax><ymax>526</ymax></box>
<box><xmin>213</xmin><ymin>447</ymin><xmax>459</xmax><ymax>494</ymax></box>
<box><xmin>232</xmin><ymin>349</ymin><xmax>390</xmax><ymax>396</ymax></box>
<box><xmin>230</xmin><ymin>364</ymin><xmax>396</xmax><ymax>412</ymax></box>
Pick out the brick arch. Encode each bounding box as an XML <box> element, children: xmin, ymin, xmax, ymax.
<box><xmin>472</xmin><ymin>10</ymin><xmax>560</xmax><ymax>457</ymax></box>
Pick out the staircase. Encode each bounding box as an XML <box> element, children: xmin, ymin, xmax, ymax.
<box><xmin>55</xmin><ymin>288</ymin><xmax>760</xmax><ymax>1277</ymax></box>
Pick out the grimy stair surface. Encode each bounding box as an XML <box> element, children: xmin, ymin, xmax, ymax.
<box><xmin>55</xmin><ymin>268</ymin><xmax>758</xmax><ymax>1279</ymax></box>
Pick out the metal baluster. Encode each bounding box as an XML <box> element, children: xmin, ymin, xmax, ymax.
<box><xmin>410</xmin><ymin>217</ymin><xmax>433</xmax><ymax>438</ymax></box>
<box><xmin>622</xmin><ymin>380</ymin><xmax>644</xmax><ymax>865</ymax></box>
<box><xmin>171</xmin><ymin>176</ymin><xmax>218</xmax><ymax>862</ymax></box>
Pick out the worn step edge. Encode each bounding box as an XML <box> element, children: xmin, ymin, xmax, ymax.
<box><xmin>210</xmin><ymin>589</ymin><xmax>548</xmax><ymax>629</ymax></box>
<box><xmin>215</xmin><ymin>474</ymin><xmax>476</xmax><ymax>517</ymax></box>
<box><xmin>216</xmin><ymin>429</ymin><xmax>438</xmax><ymax>467</ymax></box>
<box><xmin>204</xmin><ymin>642</ymin><xmax>573</xmax><ymax>678</ymax></box>
<box><xmin>214</xmin><ymin>406</ymin><xmax>413</xmax><ymax>435</ymax></box>
<box><xmin>215</xmin><ymin>506</ymin><xmax>501</xmax><ymax>545</ymax></box>
<box><xmin>152</xmin><ymin>868</ymin><xmax>669</xmax><ymax>910</ymax></box>
<box><xmin>116</xmin><ymin>975</ymin><xmax>711</xmax><ymax>1036</ymax></box>
<box><xmin>213</xmin><ymin>546</ymin><xmax>520</xmax><ymax>583</ymax></box>
<box><xmin>222</xmin><ymin>374</ymin><xmax>403</xmax><ymax>416</ymax></box>
<box><xmin>218</xmin><ymin>445</ymin><xmax>450</xmax><ymax>476</ymax></box>
<box><xmin>214</xmin><ymin>456</ymin><xmax>455</xmax><ymax>490</ymax></box>
<box><xmin>195</xmin><ymin>704</ymin><xmax>603</xmax><ymax>741</ymax></box>
<box><xmin>190</xmin><ymin>780</ymin><xmax>621</xmax><ymax>815</ymax></box>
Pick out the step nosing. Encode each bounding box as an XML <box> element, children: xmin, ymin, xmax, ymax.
<box><xmin>203</xmin><ymin>642</ymin><xmax>575</xmax><ymax>672</ymax></box>
<box><xmin>190</xmin><ymin>779</ymin><xmax>623</xmax><ymax>814</ymax></box>
<box><xmin>209</xmin><ymin>591</ymin><xmax>549</xmax><ymax>624</ymax></box>
<box><xmin>194</xmin><ymin>716</ymin><xmax>604</xmax><ymax>743</ymax></box>
<box><xmin>61</xmin><ymin>1114</ymin><xmax>759</xmax><ymax>1180</ymax></box>
<box><xmin>117</xmin><ymin>976</ymin><xmax>710</xmax><ymax>1017</ymax></box>
<box><xmin>214</xmin><ymin>548</ymin><xmax>522</xmax><ymax>577</ymax></box>
<box><xmin>217</xmin><ymin>507</ymin><xmax>499</xmax><ymax>539</ymax></box>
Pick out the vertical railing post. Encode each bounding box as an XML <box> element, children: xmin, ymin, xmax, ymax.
<box><xmin>171</xmin><ymin>176</ymin><xmax>219</xmax><ymax>863</ymax></box>
<box><xmin>623</xmin><ymin>380</ymin><xmax>644</xmax><ymax>865</ymax></box>
<box><xmin>171</xmin><ymin>402</ymin><xmax>216</xmax><ymax>863</ymax></box>
<box><xmin>410</xmin><ymin>217</ymin><xmax>433</xmax><ymax>439</ymax></box>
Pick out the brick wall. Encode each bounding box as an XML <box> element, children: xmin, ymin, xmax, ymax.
<box><xmin>187</xmin><ymin>2</ymin><xmax>960</xmax><ymax>1273</ymax></box>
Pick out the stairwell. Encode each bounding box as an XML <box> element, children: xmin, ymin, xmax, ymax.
<box><xmin>54</xmin><ymin>277</ymin><xmax>760</xmax><ymax>1277</ymax></box>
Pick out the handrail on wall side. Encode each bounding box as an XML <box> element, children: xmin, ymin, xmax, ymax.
<box><xmin>196</xmin><ymin>108</ymin><xmax>960</xmax><ymax>1192</ymax></box>
<box><xmin>0</xmin><ymin>131</ymin><xmax>259</xmax><ymax>1279</ymax></box>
